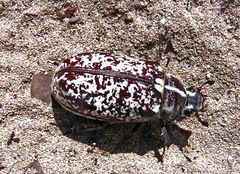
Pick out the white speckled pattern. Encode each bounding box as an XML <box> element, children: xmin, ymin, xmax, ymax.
<box><xmin>51</xmin><ymin>52</ymin><xmax>189</xmax><ymax>122</ymax></box>
<box><xmin>51</xmin><ymin>53</ymin><xmax>165</xmax><ymax>122</ymax></box>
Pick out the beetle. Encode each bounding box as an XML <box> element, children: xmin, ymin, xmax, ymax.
<box><xmin>51</xmin><ymin>52</ymin><xmax>212</xmax><ymax>128</ymax></box>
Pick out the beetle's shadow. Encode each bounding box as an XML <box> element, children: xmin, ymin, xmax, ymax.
<box><xmin>52</xmin><ymin>99</ymin><xmax>192</xmax><ymax>156</ymax></box>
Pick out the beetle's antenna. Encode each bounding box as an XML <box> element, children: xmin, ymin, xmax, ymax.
<box><xmin>197</xmin><ymin>80</ymin><xmax>214</xmax><ymax>112</ymax></box>
<box><xmin>197</xmin><ymin>80</ymin><xmax>215</xmax><ymax>91</ymax></box>
<box><xmin>194</xmin><ymin>80</ymin><xmax>214</xmax><ymax>126</ymax></box>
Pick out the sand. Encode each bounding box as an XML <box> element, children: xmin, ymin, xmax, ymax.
<box><xmin>0</xmin><ymin>0</ymin><xmax>239</xmax><ymax>173</ymax></box>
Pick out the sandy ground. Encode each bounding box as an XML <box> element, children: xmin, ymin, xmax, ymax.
<box><xmin>0</xmin><ymin>0</ymin><xmax>239</xmax><ymax>173</ymax></box>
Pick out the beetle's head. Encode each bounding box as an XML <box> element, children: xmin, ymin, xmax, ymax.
<box><xmin>183</xmin><ymin>86</ymin><xmax>204</xmax><ymax>116</ymax></box>
<box><xmin>183</xmin><ymin>80</ymin><xmax>214</xmax><ymax>117</ymax></box>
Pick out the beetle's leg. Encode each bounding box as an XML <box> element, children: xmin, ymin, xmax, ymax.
<box><xmin>156</xmin><ymin>33</ymin><xmax>167</xmax><ymax>63</ymax></box>
<box><xmin>160</xmin><ymin>121</ymin><xmax>172</xmax><ymax>147</ymax></box>
<box><xmin>179</xmin><ymin>147</ymin><xmax>192</xmax><ymax>162</ymax></box>
<box><xmin>153</xmin><ymin>148</ymin><xmax>164</xmax><ymax>163</ymax></box>
<box><xmin>132</xmin><ymin>123</ymin><xmax>143</xmax><ymax>133</ymax></box>
<box><xmin>152</xmin><ymin>122</ymin><xmax>172</xmax><ymax>163</ymax></box>
<box><xmin>153</xmin><ymin>124</ymin><xmax>169</xmax><ymax>163</ymax></box>
<box><xmin>156</xmin><ymin>28</ymin><xmax>173</xmax><ymax>67</ymax></box>
<box><xmin>161</xmin><ymin>125</ymin><xmax>171</xmax><ymax>147</ymax></box>
<box><xmin>156</xmin><ymin>37</ymin><xmax>163</xmax><ymax>63</ymax></box>
<box><xmin>151</xmin><ymin>120</ymin><xmax>171</xmax><ymax>146</ymax></box>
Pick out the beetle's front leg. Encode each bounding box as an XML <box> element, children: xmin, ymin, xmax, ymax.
<box><xmin>152</xmin><ymin>121</ymin><xmax>172</xmax><ymax>163</ymax></box>
<box><xmin>161</xmin><ymin>124</ymin><xmax>171</xmax><ymax>147</ymax></box>
<box><xmin>152</xmin><ymin>120</ymin><xmax>172</xmax><ymax>146</ymax></box>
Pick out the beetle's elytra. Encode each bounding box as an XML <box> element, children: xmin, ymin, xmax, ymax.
<box><xmin>51</xmin><ymin>52</ymin><xmax>206</xmax><ymax>123</ymax></box>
